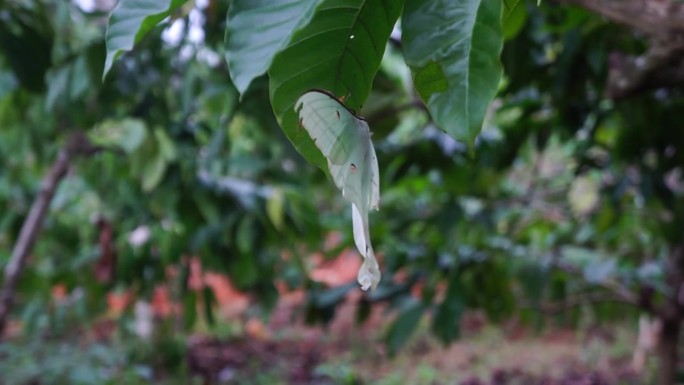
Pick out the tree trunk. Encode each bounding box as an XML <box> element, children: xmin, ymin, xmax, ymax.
<box><xmin>0</xmin><ymin>132</ymin><xmax>98</xmax><ymax>339</ymax></box>
<box><xmin>658</xmin><ymin>318</ymin><xmax>681</xmax><ymax>385</ymax></box>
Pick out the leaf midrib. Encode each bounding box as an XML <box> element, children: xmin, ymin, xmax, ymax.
<box><xmin>332</xmin><ymin>0</ymin><xmax>367</xmax><ymax>108</ymax></box>
<box><xmin>464</xmin><ymin>0</ymin><xmax>482</xmax><ymax>138</ymax></box>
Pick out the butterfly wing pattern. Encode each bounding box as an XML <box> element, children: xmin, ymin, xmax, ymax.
<box><xmin>295</xmin><ymin>90</ymin><xmax>381</xmax><ymax>290</ymax></box>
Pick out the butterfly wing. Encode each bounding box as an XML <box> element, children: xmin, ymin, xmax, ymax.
<box><xmin>295</xmin><ymin>91</ymin><xmax>359</xmax><ymax>166</ymax></box>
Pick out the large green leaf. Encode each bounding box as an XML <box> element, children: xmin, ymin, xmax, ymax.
<box><xmin>385</xmin><ymin>300</ymin><xmax>425</xmax><ymax>355</ymax></box>
<box><xmin>224</xmin><ymin>0</ymin><xmax>325</xmax><ymax>95</ymax></box>
<box><xmin>129</xmin><ymin>128</ymin><xmax>175</xmax><ymax>192</ymax></box>
<box><xmin>431</xmin><ymin>277</ymin><xmax>465</xmax><ymax>344</ymax></box>
<box><xmin>88</xmin><ymin>118</ymin><xmax>147</xmax><ymax>153</ymax></box>
<box><xmin>103</xmin><ymin>0</ymin><xmax>186</xmax><ymax>79</ymax></box>
<box><xmin>402</xmin><ymin>0</ymin><xmax>503</xmax><ymax>147</ymax></box>
<box><xmin>269</xmin><ymin>0</ymin><xmax>403</xmax><ymax>169</ymax></box>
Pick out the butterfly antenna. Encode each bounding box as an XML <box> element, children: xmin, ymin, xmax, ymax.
<box><xmin>339</xmin><ymin>91</ymin><xmax>352</xmax><ymax>104</ymax></box>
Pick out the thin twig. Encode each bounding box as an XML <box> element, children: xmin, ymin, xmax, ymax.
<box><xmin>550</xmin><ymin>258</ymin><xmax>639</xmax><ymax>306</ymax></box>
<box><xmin>367</xmin><ymin>100</ymin><xmax>427</xmax><ymax>123</ymax></box>
<box><xmin>520</xmin><ymin>292</ymin><xmax>635</xmax><ymax>314</ymax></box>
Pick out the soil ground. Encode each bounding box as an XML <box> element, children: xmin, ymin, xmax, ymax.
<box><xmin>185</xmin><ymin>291</ymin><xmax>646</xmax><ymax>385</ymax></box>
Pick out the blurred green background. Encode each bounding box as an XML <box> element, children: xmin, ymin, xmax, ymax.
<box><xmin>1</xmin><ymin>0</ymin><xmax>683</xmax><ymax>384</ymax></box>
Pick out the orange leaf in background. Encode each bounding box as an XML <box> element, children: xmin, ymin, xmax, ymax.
<box><xmin>151</xmin><ymin>286</ymin><xmax>173</xmax><ymax>317</ymax></box>
<box><xmin>245</xmin><ymin>317</ymin><xmax>269</xmax><ymax>339</ymax></box>
<box><xmin>310</xmin><ymin>249</ymin><xmax>361</xmax><ymax>287</ymax></box>
<box><xmin>205</xmin><ymin>272</ymin><xmax>249</xmax><ymax>318</ymax></box>
<box><xmin>188</xmin><ymin>257</ymin><xmax>204</xmax><ymax>290</ymax></box>
<box><xmin>107</xmin><ymin>291</ymin><xmax>133</xmax><ymax>316</ymax></box>
<box><xmin>51</xmin><ymin>284</ymin><xmax>67</xmax><ymax>301</ymax></box>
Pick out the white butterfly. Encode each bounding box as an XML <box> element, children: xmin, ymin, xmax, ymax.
<box><xmin>295</xmin><ymin>90</ymin><xmax>381</xmax><ymax>290</ymax></box>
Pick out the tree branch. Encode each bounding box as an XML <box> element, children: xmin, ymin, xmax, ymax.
<box><xmin>554</xmin><ymin>0</ymin><xmax>684</xmax><ymax>39</ymax></box>
<box><xmin>521</xmin><ymin>292</ymin><xmax>635</xmax><ymax>314</ymax></box>
<box><xmin>555</xmin><ymin>0</ymin><xmax>684</xmax><ymax>99</ymax></box>
<box><xmin>606</xmin><ymin>42</ymin><xmax>684</xmax><ymax>100</ymax></box>
<box><xmin>551</xmin><ymin>259</ymin><xmax>640</xmax><ymax>307</ymax></box>
<box><xmin>0</xmin><ymin>131</ymin><xmax>99</xmax><ymax>338</ymax></box>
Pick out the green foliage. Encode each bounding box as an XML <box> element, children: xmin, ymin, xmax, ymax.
<box><xmin>89</xmin><ymin>118</ymin><xmax>147</xmax><ymax>154</ymax></box>
<box><xmin>0</xmin><ymin>2</ymin><xmax>54</xmax><ymax>93</ymax></box>
<box><xmin>432</xmin><ymin>276</ymin><xmax>466</xmax><ymax>344</ymax></box>
<box><xmin>402</xmin><ymin>0</ymin><xmax>504</xmax><ymax>148</ymax></box>
<box><xmin>0</xmin><ymin>339</ymin><xmax>135</xmax><ymax>385</ymax></box>
<box><xmin>224</xmin><ymin>0</ymin><xmax>326</xmax><ymax>94</ymax></box>
<box><xmin>103</xmin><ymin>0</ymin><xmax>508</xmax><ymax>156</ymax></box>
<box><xmin>269</xmin><ymin>0</ymin><xmax>403</xmax><ymax>169</ymax></box>
<box><xmin>2</xmin><ymin>0</ymin><xmax>684</xmax><ymax>374</ymax></box>
<box><xmin>103</xmin><ymin>0</ymin><xmax>185</xmax><ymax>77</ymax></box>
